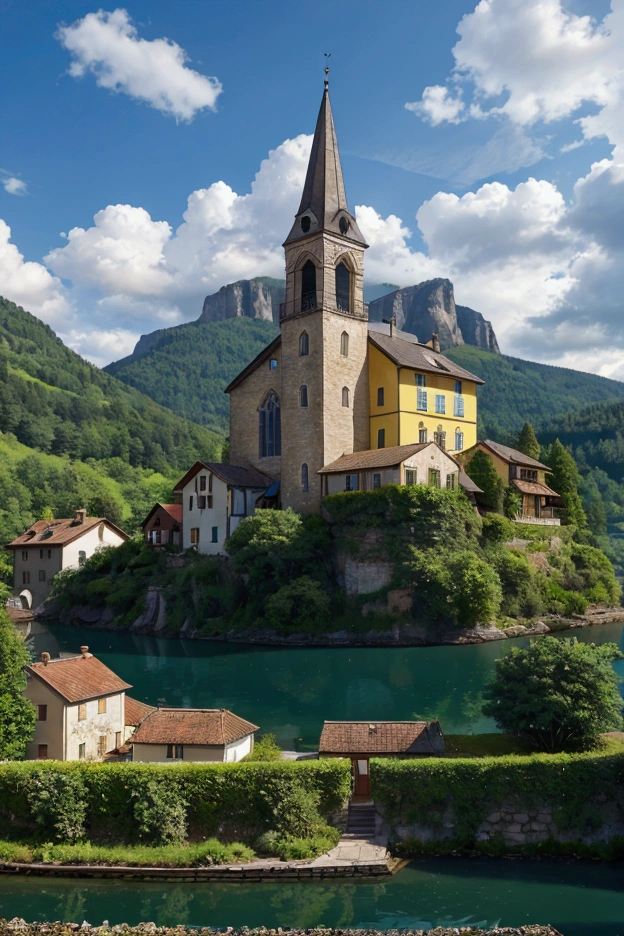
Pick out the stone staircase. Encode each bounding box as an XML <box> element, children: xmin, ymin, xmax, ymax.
<box><xmin>344</xmin><ymin>802</ymin><xmax>377</xmax><ymax>840</ymax></box>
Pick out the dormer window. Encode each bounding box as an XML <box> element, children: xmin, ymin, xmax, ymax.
<box><xmin>301</xmin><ymin>216</ymin><xmax>311</xmax><ymax>233</ymax></box>
<box><xmin>339</xmin><ymin>217</ymin><xmax>349</xmax><ymax>235</ymax></box>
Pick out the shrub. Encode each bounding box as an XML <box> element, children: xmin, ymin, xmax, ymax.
<box><xmin>242</xmin><ymin>733</ymin><xmax>283</xmax><ymax>763</ymax></box>
<box><xmin>482</xmin><ymin>637</ymin><xmax>624</xmax><ymax>751</ymax></box>
<box><xmin>481</xmin><ymin>514</ymin><xmax>515</xmax><ymax>545</ymax></box>
<box><xmin>545</xmin><ymin>580</ymin><xmax>589</xmax><ymax>616</ymax></box>
<box><xmin>132</xmin><ymin>777</ymin><xmax>188</xmax><ymax>846</ymax></box>
<box><xmin>275</xmin><ymin>826</ymin><xmax>340</xmax><ymax>860</ymax></box>
<box><xmin>22</xmin><ymin>767</ymin><xmax>87</xmax><ymax>842</ymax></box>
<box><xmin>264</xmin><ymin>576</ymin><xmax>331</xmax><ymax>631</ymax></box>
<box><xmin>271</xmin><ymin>785</ymin><xmax>324</xmax><ymax>838</ymax></box>
<box><xmin>0</xmin><ymin>609</ymin><xmax>35</xmax><ymax>760</ymax></box>
<box><xmin>490</xmin><ymin>548</ymin><xmax>544</xmax><ymax>618</ymax></box>
<box><xmin>569</xmin><ymin>542</ymin><xmax>621</xmax><ymax>605</ymax></box>
<box><xmin>406</xmin><ymin>548</ymin><xmax>502</xmax><ymax>627</ymax></box>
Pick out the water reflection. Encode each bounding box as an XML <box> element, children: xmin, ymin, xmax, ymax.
<box><xmin>42</xmin><ymin>621</ymin><xmax>624</xmax><ymax>750</ymax></box>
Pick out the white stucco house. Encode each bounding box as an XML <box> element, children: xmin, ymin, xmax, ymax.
<box><xmin>129</xmin><ymin>707</ymin><xmax>259</xmax><ymax>763</ymax></box>
<box><xmin>7</xmin><ymin>509</ymin><xmax>128</xmax><ymax>609</ymax></box>
<box><xmin>174</xmin><ymin>461</ymin><xmax>271</xmax><ymax>555</ymax></box>
<box><xmin>24</xmin><ymin>646</ymin><xmax>137</xmax><ymax>761</ymax></box>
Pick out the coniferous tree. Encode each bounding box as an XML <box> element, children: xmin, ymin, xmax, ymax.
<box><xmin>516</xmin><ymin>421</ymin><xmax>541</xmax><ymax>460</ymax></box>
<box><xmin>547</xmin><ymin>438</ymin><xmax>587</xmax><ymax>527</ymax></box>
<box><xmin>465</xmin><ymin>449</ymin><xmax>505</xmax><ymax>512</ymax></box>
<box><xmin>0</xmin><ymin>609</ymin><xmax>35</xmax><ymax>760</ymax></box>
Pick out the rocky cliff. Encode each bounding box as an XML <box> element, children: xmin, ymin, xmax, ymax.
<box><xmin>367</xmin><ymin>278</ymin><xmax>499</xmax><ymax>353</ymax></box>
<box><xmin>200</xmin><ymin>277</ymin><xmax>285</xmax><ymax>325</ymax></box>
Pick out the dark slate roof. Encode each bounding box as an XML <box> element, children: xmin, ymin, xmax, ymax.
<box><xmin>224</xmin><ymin>334</ymin><xmax>281</xmax><ymax>394</ymax></box>
<box><xmin>319</xmin><ymin>720</ymin><xmax>445</xmax><ymax>755</ymax></box>
<box><xmin>459</xmin><ymin>470</ymin><xmax>483</xmax><ymax>494</ymax></box>
<box><xmin>283</xmin><ymin>82</ymin><xmax>366</xmax><ymax>248</ymax></box>
<box><xmin>368</xmin><ymin>329</ymin><xmax>484</xmax><ymax>384</ymax></box>
<box><xmin>173</xmin><ymin>461</ymin><xmax>272</xmax><ymax>494</ymax></box>
<box><xmin>481</xmin><ymin>440</ymin><xmax>550</xmax><ymax>471</ymax></box>
<box><xmin>512</xmin><ymin>479</ymin><xmax>560</xmax><ymax>497</ymax></box>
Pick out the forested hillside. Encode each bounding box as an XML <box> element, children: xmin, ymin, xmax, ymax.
<box><xmin>445</xmin><ymin>346</ymin><xmax>624</xmax><ymax>438</ymax></box>
<box><xmin>105</xmin><ymin>318</ymin><xmax>279</xmax><ymax>433</ymax></box>
<box><xmin>0</xmin><ymin>297</ymin><xmax>222</xmax><ymax>472</ymax></box>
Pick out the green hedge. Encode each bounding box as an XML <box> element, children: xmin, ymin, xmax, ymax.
<box><xmin>371</xmin><ymin>746</ymin><xmax>624</xmax><ymax>850</ymax></box>
<box><xmin>0</xmin><ymin>759</ymin><xmax>350</xmax><ymax>846</ymax></box>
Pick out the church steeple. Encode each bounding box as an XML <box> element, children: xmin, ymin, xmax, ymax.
<box><xmin>284</xmin><ymin>77</ymin><xmax>366</xmax><ymax>247</ymax></box>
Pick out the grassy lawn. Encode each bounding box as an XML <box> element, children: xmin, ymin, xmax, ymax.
<box><xmin>0</xmin><ymin>839</ymin><xmax>255</xmax><ymax>867</ymax></box>
<box><xmin>444</xmin><ymin>733</ymin><xmax>624</xmax><ymax>758</ymax></box>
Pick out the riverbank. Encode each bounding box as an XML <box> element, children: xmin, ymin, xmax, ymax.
<box><xmin>0</xmin><ymin>924</ymin><xmax>563</xmax><ymax>936</ymax></box>
<box><xmin>40</xmin><ymin>603</ymin><xmax>624</xmax><ymax>648</ymax></box>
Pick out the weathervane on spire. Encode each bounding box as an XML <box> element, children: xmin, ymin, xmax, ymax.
<box><xmin>324</xmin><ymin>52</ymin><xmax>331</xmax><ymax>89</ymax></box>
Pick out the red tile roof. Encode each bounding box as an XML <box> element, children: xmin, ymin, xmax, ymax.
<box><xmin>125</xmin><ymin>696</ymin><xmax>156</xmax><ymax>727</ymax></box>
<box><xmin>141</xmin><ymin>503</ymin><xmax>183</xmax><ymax>529</ymax></box>
<box><xmin>7</xmin><ymin>517</ymin><xmax>128</xmax><ymax>548</ymax></box>
<box><xmin>26</xmin><ymin>653</ymin><xmax>132</xmax><ymax>704</ymax></box>
<box><xmin>319</xmin><ymin>720</ymin><xmax>445</xmax><ymax>755</ymax></box>
<box><xmin>130</xmin><ymin>708</ymin><xmax>259</xmax><ymax>746</ymax></box>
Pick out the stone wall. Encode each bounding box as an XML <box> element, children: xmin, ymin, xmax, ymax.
<box><xmin>228</xmin><ymin>343</ymin><xmax>282</xmax><ymax>481</ymax></box>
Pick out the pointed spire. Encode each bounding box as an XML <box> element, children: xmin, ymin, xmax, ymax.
<box><xmin>284</xmin><ymin>79</ymin><xmax>367</xmax><ymax>247</ymax></box>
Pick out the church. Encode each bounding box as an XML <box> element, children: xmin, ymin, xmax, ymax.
<box><xmin>225</xmin><ymin>76</ymin><xmax>484</xmax><ymax>514</ymax></box>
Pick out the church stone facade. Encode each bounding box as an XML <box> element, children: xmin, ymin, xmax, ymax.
<box><xmin>226</xmin><ymin>78</ymin><xmax>483</xmax><ymax>515</ymax></box>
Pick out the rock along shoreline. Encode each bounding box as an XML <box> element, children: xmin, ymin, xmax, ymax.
<box><xmin>0</xmin><ymin>923</ymin><xmax>563</xmax><ymax>936</ymax></box>
<box><xmin>39</xmin><ymin>604</ymin><xmax>624</xmax><ymax>648</ymax></box>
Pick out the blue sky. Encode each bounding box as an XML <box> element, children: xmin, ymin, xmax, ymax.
<box><xmin>1</xmin><ymin>0</ymin><xmax>623</xmax><ymax>376</ymax></box>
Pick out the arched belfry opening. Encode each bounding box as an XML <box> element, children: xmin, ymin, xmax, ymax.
<box><xmin>301</xmin><ymin>260</ymin><xmax>317</xmax><ymax>312</ymax></box>
<box><xmin>336</xmin><ymin>261</ymin><xmax>351</xmax><ymax>312</ymax></box>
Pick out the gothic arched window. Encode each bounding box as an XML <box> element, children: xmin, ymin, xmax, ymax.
<box><xmin>301</xmin><ymin>463</ymin><xmax>309</xmax><ymax>493</ymax></box>
<box><xmin>342</xmin><ymin>386</ymin><xmax>350</xmax><ymax>407</ymax></box>
<box><xmin>259</xmin><ymin>391</ymin><xmax>281</xmax><ymax>458</ymax></box>
<box><xmin>301</xmin><ymin>260</ymin><xmax>317</xmax><ymax>312</ymax></box>
<box><xmin>341</xmin><ymin>331</ymin><xmax>349</xmax><ymax>356</ymax></box>
<box><xmin>299</xmin><ymin>331</ymin><xmax>309</xmax><ymax>356</ymax></box>
<box><xmin>300</xmin><ymin>385</ymin><xmax>308</xmax><ymax>408</ymax></box>
<box><xmin>336</xmin><ymin>262</ymin><xmax>351</xmax><ymax>312</ymax></box>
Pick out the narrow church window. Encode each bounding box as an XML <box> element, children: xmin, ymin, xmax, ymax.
<box><xmin>300</xmin><ymin>385</ymin><xmax>308</xmax><ymax>407</ymax></box>
<box><xmin>377</xmin><ymin>428</ymin><xmax>385</xmax><ymax>449</ymax></box>
<box><xmin>301</xmin><ymin>464</ymin><xmax>309</xmax><ymax>492</ymax></box>
<box><xmin>299</xmin><ymin>331</ymin><xmax>309</xmax><ymax>356</ymax></box>
<box><xmin>455</xmin><ymin>429</ymin><xmax>464</xmax><ymax>451</ymax></box>
<box><xmin>259</xmin><ymin>391</ymin><xmax>281</xmax><ymax>457</ymax></box>
<box><xmin>377</xmin><ymin>387</ymin><xmax>385</xmax><ymax>406</ymax></box>
<box><xmin>336</xmin><ymin>262</ymin><xmax>350</xmax><ymax>312</ymax></box>
<box><xmin>419</xmin><ymin>428</ymin><xmax>428</xmax><ymax>443</ymax></box>
<box><xmin>342</xmin><ymin>386</ymin><xmax>350</xmax><ymax>407</ymax></box>
<box><xmin>301</xmin><ymin>260</ymin><xmax>316</xmax><ymax>312</ymax></box>
<box><xmin>341</xmin><ymin>331</ymin><xmax>349</xmax><ymax>356</ymax></box>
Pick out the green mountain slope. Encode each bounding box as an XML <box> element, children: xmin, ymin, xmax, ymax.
<box><xmin>0</xmin><ymin>297</ymin><xmax>222</xmax><ymax>473</ymax></box>
<box><xmin>105</xmin><ymin>317</ymin><xmax>279</xmax><ymax>433</ymax></box>
<box><xmin>444</xmin><ymin>346</ymin><xmax>624</xmax><ymax>439</ymax></box>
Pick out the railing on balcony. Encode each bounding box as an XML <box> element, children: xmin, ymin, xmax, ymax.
<box><xmin>279</xmin><ymin>290</ymin><xmax>367</xmax><ymax>321</ymax></box>
<box><xmin>514</xmin><ymin>509</ymin><xmax>561</xmax><ymax>526</ymax></box>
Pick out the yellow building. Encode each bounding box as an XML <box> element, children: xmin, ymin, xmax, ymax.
<box><xmin>225</xmin><ymin>76</ymin><xmax>485</xmax><ymax>512</ymax></box>
<box><xmin>367</xmin><ymin>325</ymin><xmax>482</xmax><ymax>455</ymax></box>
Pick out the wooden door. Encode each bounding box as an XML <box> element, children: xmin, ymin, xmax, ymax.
<box><xmin>352</xmin><ymin>758</ymin><xmax>370</xmax><ymax>797</ymax></box>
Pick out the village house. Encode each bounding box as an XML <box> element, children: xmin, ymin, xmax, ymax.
<box><xmin>319</xmin><ymin>720</ymin><xmax>445</xmax><ymax>797</ymax></box>
<box><xmin>224</xmin><ymin>77</ymin><xmax>485</xmax><ymax>515</ymax></box>
<box><xmin>142</xmin><ymin>503</ymin><xmax>183</xmax><ymax>548</ymax></box>
<box><xmin>6</xmin><ymin>510</ymin><xmax>128</xmax><ymax>609</ymax></box>
<box><xmin>460</xmin><ymin>440</ymin><xmax>561</xmax><ymax>526</ymax></box>
<box><xmin>129</xmin><ymin>707</ymin><xmax>259</xmax><ymax>763</ymax></box>
<box><xmin>318</xmin><ymin>440</ymin><xmax>478</xmax><ymax>496</ymax></box>
<box><xmin>174</xmin><ymin>461</ymin><xmax>271</xmax><ymax>555</ymax></box>
<box><xmin>23</xmin><ymin>646</ymin><xmax>139</xmax><ymax>761</ymax></box>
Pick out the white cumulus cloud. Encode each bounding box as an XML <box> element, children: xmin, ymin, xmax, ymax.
<box><xmin>2</xmin><ymin>176</ymin><xmax>28</xmax><ymax>196</ymax></box>
<box><xmin>405</xmin><ymin>85</ymin><xmax>465</xmax><ymax>125</ymax></box>
<box><xmin>56</xmin><ymin>8</ymin><xmax>222</xmax><ymax>121</ymax></box>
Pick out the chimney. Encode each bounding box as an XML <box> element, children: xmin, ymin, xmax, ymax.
<box><xmin>390</xmin><ymin>316</ymin><xmax>396</xmax><ymax>338</ymax></box>
<box><xmin>79</xmin><ymin>645</ymin><xmax>90</xmax><ymax>658</ymax></box>
<box><xmin>75</xmin><ymin>509</ymin><xmax>87</xmax><ymax>524</ymax></box>
<box><xmin>431</xmin><ymin>333</ymin><xmax>440</xmax><ymax>353</ymax></box>
<box><xmin>368</xmin><ymin>723</ymin><xmax>377</xmax><ymax>733</ymax></box>
<box><xmin>40</xmin><ymin>652</ymin><xmax>50</xmax><ymax>666</ymax></box>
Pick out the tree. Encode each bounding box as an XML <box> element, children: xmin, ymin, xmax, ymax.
<box><xmin>547</xmin><ymin>439</ymin><xmax>587</xmax><ymax>527</ymax></box>
<box><xmin>482</xmin><ymin>636</ymin><xmax>623</xmax><ymax>751</ymax></box>
<box><xmin>516</xmin><ymin>422</ymin><xmax>541</xmax><ymax>460</ymax></box>
<box><xmin>0</xmin><ymin>608</ymin><xmax>36</xmax><ymax>759</ymax></box>
<box><xmin>465</xmin><ymin>449</ymin><xmax>505</xmax><ymax>512</ymax></box>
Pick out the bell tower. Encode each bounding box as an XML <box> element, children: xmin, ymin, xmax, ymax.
<box><xmin>279</xmin><ymin>72</ymin><xmax>369</xmax><ymax>512</ymax></box>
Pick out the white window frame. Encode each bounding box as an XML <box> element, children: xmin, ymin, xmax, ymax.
<box><xmin>435</xmin><ymin>394</ymin><xmax>446</xmax><ymax>415</ymax></box>
<box><xmin>417</xmin><ymin>389</ymin><xmax>428</xmax><ymax>412</ymax></box>
<box><xmin>454</xmin><ymin>395</ymin><xmax>465</xmax><ymax>417</ymax></box>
